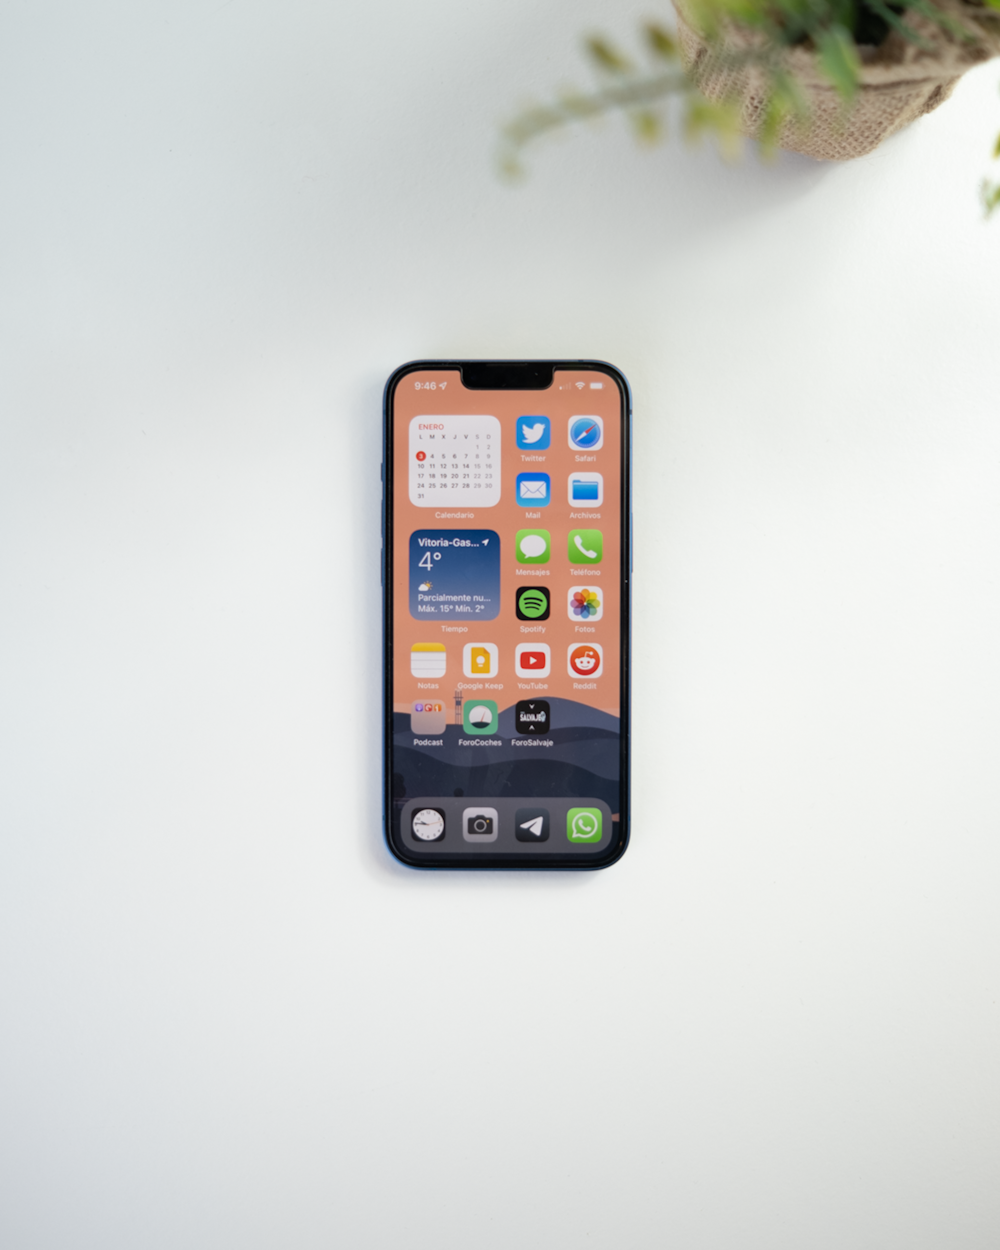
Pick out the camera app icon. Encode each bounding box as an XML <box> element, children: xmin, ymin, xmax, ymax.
<box><xmin>463</xmin><ymin>807</ymin><xmax>499</xmax><ymax>843</ymax></box>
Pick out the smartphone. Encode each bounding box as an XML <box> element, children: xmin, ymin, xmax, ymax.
<box><xmin>382</xmin><ymin>360</ymin><xmax>631</xmax><ymax>869</ymax></box>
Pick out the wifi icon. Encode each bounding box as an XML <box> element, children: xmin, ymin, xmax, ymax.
<box><xmin>516</xmin><ymin>585</ymin><xmax>551</xmax><ymax>621</ymax></box>
<box><xmin>575</xmin><ymin>381</ymin><xmax>585</xmax><ymax>389</ymax></box>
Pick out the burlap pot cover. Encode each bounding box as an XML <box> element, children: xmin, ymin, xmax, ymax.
<box><xmin>673</xmin><ymin>0</ymin><xmax>1000</xmax><ymax>160</ymax></box>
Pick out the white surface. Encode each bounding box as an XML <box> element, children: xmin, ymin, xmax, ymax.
<box><xmin>2</xmin><ymin>2</ymin><xmax>1000</xmax><ymax>1247</ymax></box>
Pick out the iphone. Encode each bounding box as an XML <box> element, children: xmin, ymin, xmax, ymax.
<box><xmin>382</xmin><ymin>360</ymin><xmax>631</xmax><ymax>868</ymax></box>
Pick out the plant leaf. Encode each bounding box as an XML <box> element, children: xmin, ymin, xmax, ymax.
<box><xmin>644</xmin><ymin>22</ymin><xmax>678</xmax><ymax>61</ymax></box>
<box><xmin>815</xmin><ymin>25</ymin><xmax>861</xmax><ymax>101</ymax></box>
<box><xmin>585</xmin><ymin>36</ymin><xmax>633</xmax><ymax>75</ymax></box>
<box><xmin>631</xmin><ymin>108</ymin><xmax>662</xmax><ymax>143</ymax></box>
<box><xmin>981</xmin><ymin>178</ymin><xmax>1000</xmax><ymax>217</ymax></box>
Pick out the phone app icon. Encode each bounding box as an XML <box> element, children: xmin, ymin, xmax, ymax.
<box><xmin>463</xmin><ymin>698</ymin><xmax>499</xmax><ymax>735</ymax></box>
<box><xmin>462</xmin><ymin>642</ymin><xmax>498</xmax><ymax>679</ymax></box>
<box><xmin>411</xmin><ymin>807</ymin><xmax>445</xmax><ymax>842</ymax></box>
<box><xmin>568</xmin><ymin>473</ymin><xmax>603</xmax><ymax>506</ymax></box>
<box><xmin>516</xmin><ymin>586</ymin><xmax>550</xmax><ymax>621</ymax></box>
<box><xmin>410</xmin><ymin>700</ymin><xmax>447</xmax><ymax>734</ymax></box>
<box><xmin>515</xmin><ymin>643</ymin><xmax>551</xmax><ymax>678</ymax></box>
<box><xmin>516</xmin><ymin>416</ymin><xmax>550</xmax><ymax>450</ymax></box>
<box><xmin>568</xmin><ymin>529</ymin><xmax>603</xmax><ymax>563</ymax></box>
<box><xmin>516</xmin><ymin>529</ymin><xmax>550</xmax><ymax>563</ymax></box>
<box><xmin>515</xmin><ymin>699</ymin><xmax>550</xmax><ymax>735</ymax></box>
<box><xmin>568</xmin><ymin>415</ymin><xmax>604</xmax><ymax>451</ymax></box>
<box><xmin>410</xmin><ymin>642</ymin><xmax>447</xmax><ymax>677</ymax></box>
<box><xmin>516</xmin><ymin>473</ymin><xmax>550</xmax><ymax>508</ymax></box>
<box><xmin>463</xmin><ymin>807</ymin><xmax>499</xmax><ymax>842</ymax></box>
<box><xmin>568</xmin><ymin>642</ymin><xmax>603</xmax><ymax>678</ymax></box>
<box><xmin>567</xmin><ymin>807</ymin><xmax>602</xmax><ymax>843</ymax></box>
<box><xmin>568</xmin><ymin>586</ymin><xmax>602</xmax><ymax>621</ymax></box>
<box><xmin>515</xmin><ymin>807</ymin><xmax>550</xmax><ymax>842</ymax></box>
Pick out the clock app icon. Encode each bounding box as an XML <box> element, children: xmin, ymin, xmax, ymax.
<box><xmin>411</xmin><ymin>807</ymin><xmax>445</xmax><ymax>842</ymax></box>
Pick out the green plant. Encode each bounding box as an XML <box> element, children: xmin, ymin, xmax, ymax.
<box><xmin>499</xmin><ymin>0</ymin><xmax>1000</xmax><ymax>214</ymax></box>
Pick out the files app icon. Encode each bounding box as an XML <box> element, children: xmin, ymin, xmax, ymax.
<box><xmin>568</xmin><ymin>473</ymin><xmax>603</xmax><ymax>506</ymax></box>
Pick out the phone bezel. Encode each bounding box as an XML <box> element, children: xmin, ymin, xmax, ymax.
<box><xmin>382</xmin><ymin>359</ymin><xmax>631</xmax><ymax>870</ymax></box>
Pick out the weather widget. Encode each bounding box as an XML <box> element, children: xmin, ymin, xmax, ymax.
<box><xmin>409</xmin><ymin>530</ymin><xmax>500</xmax><ymax>620</ymax></box>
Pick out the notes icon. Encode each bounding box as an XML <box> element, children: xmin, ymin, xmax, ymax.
<box><xmin>410</xmin><ymin>643</ymin><xmax>447</xmax><ymax>678</ymax></box>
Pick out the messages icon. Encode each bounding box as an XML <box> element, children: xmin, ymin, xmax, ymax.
<box><xmin>515</xmin><ymin>529</ymin><xmax>550</xmax><ymax>564</ymax></box>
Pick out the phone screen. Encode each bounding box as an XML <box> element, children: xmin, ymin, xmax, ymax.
<box><xmin>383</xmin><ymin>361</ymin><xmax>630</xmax><ymax>868</ymax></box>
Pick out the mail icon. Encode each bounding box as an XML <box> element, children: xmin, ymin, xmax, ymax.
<box><xmin>516</xmin><ymin>472</ymin><xmax>550</xmax><ymax>507</ymax></box>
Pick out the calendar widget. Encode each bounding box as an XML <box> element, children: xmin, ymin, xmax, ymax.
<box><xmin>409</xmin><ymin>530</ymin><xmax>500</xmax><ymax>620</ymax></box>
<box><xmin>409</xmin><ymin>414</ymin><xmax>501</xmax><ymax>507</ymax></box>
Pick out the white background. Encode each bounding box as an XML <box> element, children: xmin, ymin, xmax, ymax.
<box><xmin>2</xmin><ymin>2</ymin><xmax>1000</xmax><ymax>1246</ymax></box>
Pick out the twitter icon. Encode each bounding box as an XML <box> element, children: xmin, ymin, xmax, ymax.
<box><xmin>516</xmin><ymin>415</ymin><xmax>550</xmax><ymax>450</ymax></box>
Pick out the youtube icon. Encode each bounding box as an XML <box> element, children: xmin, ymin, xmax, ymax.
<box><xmin>515</xmin><ymin>643</ymin><xmax>551</xmax><ymax>678</ymax></box>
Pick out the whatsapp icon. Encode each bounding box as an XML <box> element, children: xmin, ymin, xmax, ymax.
<box><xmin>566</xmin><ymin>807</ymin><xmax>602</xmax><ymax>843</ymax></box>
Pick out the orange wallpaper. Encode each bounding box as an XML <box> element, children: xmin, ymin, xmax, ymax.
<box><xmin>391</xmin><ymin>367</ymin><xmax>622</xmax><ymax>720</ymax></box>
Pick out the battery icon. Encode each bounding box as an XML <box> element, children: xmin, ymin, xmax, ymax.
<box><xmin>589</xmin><ymin>381</ymin><xmax>603</xmax><ymax>389</ymax></box>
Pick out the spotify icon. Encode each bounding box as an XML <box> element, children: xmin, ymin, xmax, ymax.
<box><xmin>515</xmin><ymin>586</ymin><xmax>550</xmax><ymax>621</ymax></box>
